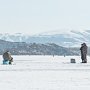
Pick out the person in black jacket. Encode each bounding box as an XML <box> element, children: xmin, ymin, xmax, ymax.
<box><xmin>80</xmin><ymin>43</ymin><xmax>87</xmax><ymax>63</ymax></box>
<box><xmin>3</xmin><ymin>51</ymin><xmax>13</xmax><ymax>64</ymax></box>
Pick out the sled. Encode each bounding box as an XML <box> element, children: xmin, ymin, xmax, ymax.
<box><xmin>3</xmin><ymin>60</ymin><xmax>9</xmax><ymax>65</ymax></box>
<box><xmin>70</xmin><ymin>58</ymin><xmax>76</xmax><ymax>63</ymax></box>
<box><xmin>3</xmin><ymin>60</ymin><xmax>14</xmax><ymax>65</ymax></box>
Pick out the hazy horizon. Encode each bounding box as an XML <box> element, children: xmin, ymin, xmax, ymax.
<box><xmin>0</xmin><ymin>29</ymin><xmax>88</xmax><ymax>35</ymax></box>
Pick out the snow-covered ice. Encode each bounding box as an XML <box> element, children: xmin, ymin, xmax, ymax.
<box><xmin>0</xmin><ymin>55</ymin><xmax>90</xmax><ymax>90</ymax></box>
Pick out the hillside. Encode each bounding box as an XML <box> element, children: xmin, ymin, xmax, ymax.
<box><xmin>0</xmin><ymin>40</ymin><xmax>79</xmax><ymax>55</ymax></box>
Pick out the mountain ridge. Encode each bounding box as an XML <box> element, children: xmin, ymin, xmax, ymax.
<box><xmin>0</xmin><ymin>30</ymin><xmax>90</xmax><ymax>47</ymax></box>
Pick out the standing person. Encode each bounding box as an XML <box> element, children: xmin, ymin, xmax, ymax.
<box><xmin>3</xmin><ymin>51</ymin><xmax>13</xmax><ymax>65</ymax></box>
<box><xmin>80</xmin><ymin>43</ymin><xmax>88</xmax><ymax>63</ymax></box>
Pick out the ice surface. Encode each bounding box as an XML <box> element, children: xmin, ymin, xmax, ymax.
<box><xmin>0</xmin><ymin>55</ymin><xmax>90</xmax><ymax>90</ymax></box>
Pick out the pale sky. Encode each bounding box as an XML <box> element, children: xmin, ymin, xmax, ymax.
<box><xmin>0</xmin><ymin>0</ymin><xmax>90</xmax><ymax>35</ymax></box>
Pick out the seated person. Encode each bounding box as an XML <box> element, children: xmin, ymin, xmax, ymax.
<box><xmin>3</xmin><ymin>51</ymin><xmax>13</xmax><ymax>64</ymax></box>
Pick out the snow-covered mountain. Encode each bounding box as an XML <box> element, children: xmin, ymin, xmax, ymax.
<box><xmin>0</xmin><ymin>30</ymin><xmax>90</xmax><ymax>47</ymax></box>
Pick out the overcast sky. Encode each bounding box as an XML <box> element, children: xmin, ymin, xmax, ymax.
<box><xmin>0</xmin><ymin>0</ymin><xmax>90</xmax><ymax>35</ymax></box>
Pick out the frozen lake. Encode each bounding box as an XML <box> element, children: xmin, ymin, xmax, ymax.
<box><xmin>0</xmin><ymin>55</ymin><xmax>90</xmax><ymax>90</ymax></box>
